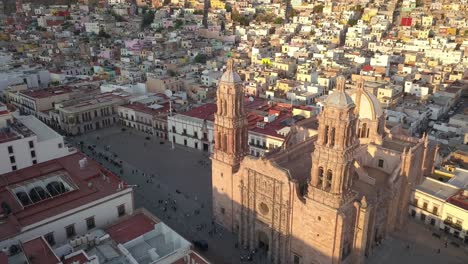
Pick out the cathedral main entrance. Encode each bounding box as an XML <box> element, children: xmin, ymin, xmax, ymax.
<box><xmin>258</xmin><ymin>231</ymin><xmax>269</xmax><ymax>252</ymax></box>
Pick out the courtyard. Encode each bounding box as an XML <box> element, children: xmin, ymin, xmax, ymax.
<box><xmin>70</xmin><ymin>126</ymin><xmax>468</xmax><ymax>264</ymax></box>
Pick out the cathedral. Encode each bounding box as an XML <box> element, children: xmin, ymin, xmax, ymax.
<box><xmin>211</xmin><ymin>59</ymin><xmax>438</xmax><ymax>264</ymax></box>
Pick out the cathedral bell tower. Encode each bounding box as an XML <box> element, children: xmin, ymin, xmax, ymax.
<box><xmin>310</xmin><ymin>76</ymin><xmax>358</xmax><ymax>207</ymax></box>
<box><xmin>212</xmin><ymin>58</ymin><xmax>248</xmax><ymax>232</ymax></box>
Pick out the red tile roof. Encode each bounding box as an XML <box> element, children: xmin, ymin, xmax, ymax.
<box><xmin>22</xmin><ymin>237</ymin><xmax>59</xmax><ymax>264</ymax></box>
<box><xmin>183</xmin><ymin>103</ymin><xmax>217</xmax><ymax>121</ymax></box>
<box><xmin>0</xmin><ymin>152</ymin><xmax>129</xmax><ymax>241</ymax></box>
<box><xmin>0</xmin><ymin>252</ymin><xmax>7</xmax><ymax>264</ymax></box>
<box><xmin>447</xmin><ymin>190</ymin><xmax>468</xmax><ymax>211</ymax></box>
<box><xmin>0</xmin><ymin>131</ymin><xmax>19</xmax><ymax>144</ymax></box>
<box><xmin>362</xmin><ymin>65</ymin><xmax>374</xmax><ymax>72</ymax></box>
<box><xmin>107</xmin><ymin>212</ymin><xmax>159</xmax><ymax>244</ymax></box>
<box><xmin>63</xmin><ymin>251</ymin><xmax>89</xmax><ymax>264</ymax></box>
<box><xmin>20</xmin><ymin>87</ymin><xmax>73</xmax><ymax>99</ymax></box>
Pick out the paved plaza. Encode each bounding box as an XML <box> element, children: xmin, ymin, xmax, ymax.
<box><xmin>69</xmin><ymin>126</ymin><xmax>259</xmax><ymax>264</ymax></box>
<box><xmin>70</xmin><ymin>126</ymin><xmax>468</xmax><ymax>264</ymax></box>
<box><xmin>368</xmin><ymin>219</ymin><xmax>468</xmax><ymax>264</ymax></box>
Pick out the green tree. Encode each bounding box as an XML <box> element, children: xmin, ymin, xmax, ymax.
<box><xmin>168</xmin><ymin>70</ymin><xmax>177</xmax><ymax>77</ymax></box>
<box><xmin>193</xmin><ymin>10</ymin><xmax>203</xmax><ymax>15</ymax></box>
<box><xmin>174</xmin><ymin>19</ymin><xmax>184</xmax><ymax>29</ymax></box>
<box><xmin>353</xmin><ymin>4</ymin><xmax>363</xmax><ymax>12</ymax></box>
<box><xmin>141</xmin><ymin>10</ymin><xmax>155</xmax><ymax>29</ymax></box>
<box><xmin>232</xmin><ymin>8</ymin><xmax>251</xmax><ymax>26</ymax></box>
<box><xmin>313</xmin><ymin>4</ymin><xmax>324</xmax><ymax>14</ymax></box>
<box><xmin>347</xmin><ymin>19</ymin><xmax>358</xmax><ymax>26</ymax></box>
<box><xmin>274</xmin><ymin>17</ymin><xmax>284</xmax><ymax>24</ymax></box>
<box><xmin>194</xmin><ymin>53</ymin><xmax>207</xmax><ymax>64</ymax></box>
<box><xmin>98</xmin><ymin>29</ymin><xmax>111</xmax><ymax>38</ymax></box>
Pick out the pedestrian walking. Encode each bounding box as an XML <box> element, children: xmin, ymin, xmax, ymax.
<box><xmin>437</xmin><ymin>248</ymin><xmax>440</xmax><ymax>254</ymax></box>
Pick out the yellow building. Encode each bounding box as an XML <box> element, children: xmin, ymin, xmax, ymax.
<box><xmin>210</xmin><ymin>0</ymin><xmax>225</xmax><ymax>9</ymax></box>
<box><xmin>271</xmin><ymin>57</ymin><xmax>297</xmax><ymax>77</ymax></box>
<box><xmin>421</xmin><ymin>16</ymin><xmax>433</xmax><ymax>27</ymax></box>
<box><xmin>410</xmin><ymin>167</ymin><xmax>468</xmax><ymax>243</ymax></box>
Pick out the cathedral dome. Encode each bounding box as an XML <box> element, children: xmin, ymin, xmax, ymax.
<box><xmin>219</xmin><ymin>58</ymin><xmax>242</xmax><ymax>83</ymax></box>
<box><xmin>325</xmin><ymin>91</ymin><xmax>355</xmax><ymax>109</ymax></box>
<box><xmin>350</xmin><ymin>89</ymin><xmax>383</xmax><ymax>120</ymax></box>
<box><xmin>324</xmin><ymin>76</ymin><xmax>354</xmax><ymax>109</ymax></box>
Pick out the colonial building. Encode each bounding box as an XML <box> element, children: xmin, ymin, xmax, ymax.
<box><xmin>211</xmin><ymin>60</ymin><xmax>438</xmax><ymax>264</ymax></box>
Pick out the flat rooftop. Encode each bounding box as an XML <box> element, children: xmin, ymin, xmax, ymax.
<box><xmin>0</xmin><ymin>152</ymin><xmax>129</xmax><ymax>241</ymax></box>
<box><xmin>17</xmin><ymin>237</ymin><xmax>59</xmax><ymax>264</ymax></box>
<box><xmin>416</xmin><ymin>177</ymin><xmax>459</xmax><ymax>201</ymax></box>
<box><xmin>15</xmin><ymin>114</ymin><xmax>62</xmax><ymax>142</ymax></box>
<box><xmin>20</xmin><ymin>87</ymin><xmax>73</xmax><ymax>99</ymax></box>
<box><xmin>107</xmin><ymin>212</ymin><xmax>159</xmax><ymax>244</ymax></box>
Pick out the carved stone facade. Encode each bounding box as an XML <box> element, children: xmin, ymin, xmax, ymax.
<box><xmin>211</xmin><ymin>62</ymin><xmax>437</xmax><ymax>264</ymax></box>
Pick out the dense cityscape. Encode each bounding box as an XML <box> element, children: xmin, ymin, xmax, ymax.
<box><xmin>0</xmin><ymin>0</ymin><xmax>467</xmax><ymax>263</ymax></box>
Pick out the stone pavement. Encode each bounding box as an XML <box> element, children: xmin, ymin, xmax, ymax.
<box><xmin>69</xmin><ymin>126</ymin><xmax>258</xmax><ymax>264</ymax></box>
<box><xmin>368</xmin><ymin>218</ymin><xmax>468</xmax><ymax>264</ymax></box>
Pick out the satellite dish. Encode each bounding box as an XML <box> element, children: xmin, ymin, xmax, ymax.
<box><xmin>164</xmin><ymin>89</ymin><xmax>173</xmax><ymax>98</ymax></box>
<box><xmin>249</xmin><ymin>96</ymin><xmax>254</xmax><ymax>102</ymax></box>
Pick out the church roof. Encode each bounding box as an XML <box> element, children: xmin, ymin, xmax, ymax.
<box><xmin>219</xmin><ymin>58</ymin><xmax>242</xmax><ymax>83</ymax></box>
<box><xmin>350</xmin><ymin>89</ymin><xmax>383</xmax><ymax>120</ymax></box>
<box><xmin>324</xmin><ymin>75</ymin><xmax>354</xmax><ymax>109</ymax></box>
<box><xmin>325</xmin><ymin>91</ymin><xmax>355</xmax><ymax>109</ymax></box>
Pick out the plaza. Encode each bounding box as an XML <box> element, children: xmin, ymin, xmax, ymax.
<box><xmin>70</xmin><ymin>126</ymin><xmax>468</xmax><ymax>264</ymax></box>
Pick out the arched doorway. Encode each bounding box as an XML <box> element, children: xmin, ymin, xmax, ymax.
<box><xmin>258</xmin><ymin>230</ymin><xmax>269</xmax><ymax>252</ymax></box>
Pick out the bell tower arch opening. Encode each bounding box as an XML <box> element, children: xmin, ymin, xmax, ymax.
<box><xmin>310</xmin><ymin>75</ymin><xmax>358</xmax><ymax>202</ymax></box>
<box><xmin>211</xmin><ymin>58</ymin><xmax>249</xmax><ymax>232</ymax></box>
